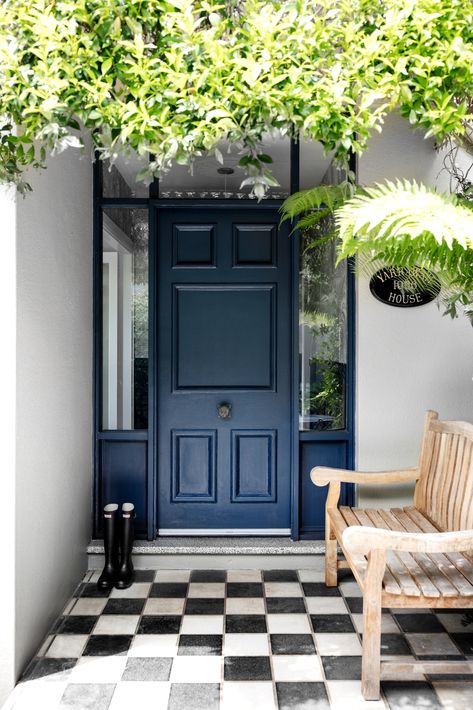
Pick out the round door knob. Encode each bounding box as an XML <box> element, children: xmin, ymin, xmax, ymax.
<box><xmin>217</xmin><ymin>402</ymin><xmax>232</xmax><ymax>420</ymax></box>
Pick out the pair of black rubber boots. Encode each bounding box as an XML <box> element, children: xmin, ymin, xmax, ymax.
<box><xmin>97</xmin><ymin>502</ymin><xmax>135</xmax><ymax>590</ymax></box>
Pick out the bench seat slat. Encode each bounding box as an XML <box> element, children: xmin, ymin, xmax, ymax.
<box><xmin>403</xmin><ymin>506</ymin><xmax>473</xmax><ymax>588</ymax></box>
<box><xmin>338</xmin><ymin>507</ymin><xmax>401</xmax><ymax>596</ymax></box>
<box><xmin>392</xmin><ymin>508</ymin><xmax>473</xmax><ymax>597</ymax></box>
<box><xmin>350</xmin><ymin>508</ymin><xmax>421</xmax><ymax>597</ymax></box>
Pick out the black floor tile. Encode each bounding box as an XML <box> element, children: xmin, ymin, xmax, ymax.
<box><xmin>72</xmin><ymin>583</ymin><xmax>85</xmax><ymax>598</ymax></box>
<box><xmin>343</xmin><ymin>597</ymin><xmax>363</xmax><ymax>614</ymax></box>
<box><xmin>82</xmin><ymin>634</ymin><xmax>132</xmax><ymax>656</ymax></box>
<box><xmin>380</xmin><ymin>633</ymin><xmax>412</xmax><ymax>656</ymax></box>
<box><xmin>449</xmin><ymin>633</ymin><xmax>473</xmax><ymax>655</ymax></box>
<box><xmin>21</xmin><ymin>658</ymin><xmax>76</xmax><ymax>682</ymax></box>
<box><xmin>178</xmin><ymin>634</ymin><xmax>223</xmax><ymax>655</ymax></box>
<box><xmin>150</xmin><ymin>582</ymin><xmax>188</xmax><ymax>598</ymax></box>
<box><xmin>270</xmin><ymin>634</ymin><xmax>316</xmax><ymax>655</ymax></box>
<box><xmin>54</xmin><ymin>616</ymin><xmax>97</xmax><ymax>635</ymax></box>
<box><xmin>394</xmin><ymin>613</ymin><xmax>445</xmax><ymax>633</ymax></box>
<box><xmin>225</xmin><ymin>615</ymin><xmax>267</xmax><ymax>633</ymax></box>
<box><xmin>266</xmin><ymin>598</ymin><xmax>306</xmax><ymax>614</ymax></box>
<box><xmin>310</xmin><ymin>614</ymin><xmax>355</xmax><ymax>633</ymax></box>
<box><xmin>224</xmin><ymin>655</ymin><xmax>272</xmax><ymax>681</ymax></box>
<box><xmin>102</xmin><ymin>598</ymin><xmax>145</xmax><ymax>615</ymax></box>
<box><xmin>263</xmin><ymin>570</ymin><xmax>299</xmax><ymax>582</ymax></box>
<box><xmin>79</xmin><ymin>583</ymin><xmax>110</xmax><ymax>598</ymax></box>
<box><xmin>137</xmin><ymin>615</ymin><xmax>182</xmax><ymax>634</ymax></box>
<box><xmin>58</xmin><ymin>682</ymin><xmax>115</xmax><ymax>709</ymax></box>
<box><xmin>276</xmin><ymin>681</ymin><xmax>330</xmax><ymax>710</ymax></box>
<box><xmin>382</xmin><ymin>681</ymin><xmax>442</xmax><ymax>710</ymax></box>
<box><xmin>302</xmin><ymin>583</ymin><xmax>340</xmax><ymax>597</ymax></box>
<box><xmin>226</xmin><ymin>583</ymin><xmax>263</xmax><ymax>598</ymax></box>
<box><xmin>185</xmin><ymin>599</ymin><xmax>225</xmax><ymax>615</ymax></box>
<box><xmin>122</xmin><ymin>657</ymin><xmax>172</xmax><ymax>681</ymax></box>
<box><xmin>190</xmin><ymin>570</ymin><xmax>227</xmax><ymax>582</ymax></box>
<box><xmin>321</xmin><ymin>655</ymin><xmax>362</xmax><ymax>680</ymax></box>
<box><xmin>168</xmin><ymin>683</ymin><xmax>220</xmax><ymax>710</ymax></box>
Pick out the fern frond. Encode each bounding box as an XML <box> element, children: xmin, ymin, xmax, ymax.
<box><xmin>336</xmin><ymin>180</ymin><xmax>473</xmax><ymax>257</ymax></box>
<box><xmin>280</xmin><ymin>183</ymin><xmax>353</xmax><ymax>224</ymax></box>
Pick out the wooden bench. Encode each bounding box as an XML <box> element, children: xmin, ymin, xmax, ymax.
<box><xmin>311</xmin><ymin>410</ymin><xmax>473</xmax><ymax>700</ymax></box>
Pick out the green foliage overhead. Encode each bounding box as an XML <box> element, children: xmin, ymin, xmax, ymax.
<box><xmin>1</xmin><ymin>0</ymin><xmax>473</xmax><ymax>192</ymax></box>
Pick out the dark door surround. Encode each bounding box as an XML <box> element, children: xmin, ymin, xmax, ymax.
<box><xmin>155</xmin><ymin>206</ymin><xmax>293</xmax><ymax>533</ymax></box>
<box><xmin>93</xmin><ymin>182</ymin><xmax>355</xmax><ymax>541</ymax></box>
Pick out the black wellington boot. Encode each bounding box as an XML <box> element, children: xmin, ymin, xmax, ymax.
<box><xmin>97</xmin><ymin>504</ymin><xmax>120</xmax><ymax>589</ymax></box>
<box><xmin>115</xmin><ymin>503</ymin><xmax>135</xmax><ymax>589</ymax></box>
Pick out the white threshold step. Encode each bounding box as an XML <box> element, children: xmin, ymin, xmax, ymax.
<box><xmin>88</xmin><ymin>536</ymin><xmax>325</xmax><ymax>555</ymax></box>
<box><xmin>87</xmin><ymin>537</ymin><xmax>325</xmax><ymax>570</ymax></box>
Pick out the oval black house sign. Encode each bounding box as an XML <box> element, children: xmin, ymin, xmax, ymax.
<box><xmin>369</xmin><ymin>266</ymin><xmax>441</xmax><ymax>308</ymax></box>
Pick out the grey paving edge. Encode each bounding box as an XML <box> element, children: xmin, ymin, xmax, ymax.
<box><xmin>87</xmin><ymin>536</ymin><xmax>326</xmax><ymax>555</ymax></box>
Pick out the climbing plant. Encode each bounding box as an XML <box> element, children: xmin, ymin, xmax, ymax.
<box><xmin>1</xmin><ymin>0</ymin><xmax>473</xmax><ymax>193</ymax></box>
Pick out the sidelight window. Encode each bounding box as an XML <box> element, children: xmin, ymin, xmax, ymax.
<box><xmin>101</xmin><ymin>208</ymin><xmax>149</xmax><ymax>430</ymax></box>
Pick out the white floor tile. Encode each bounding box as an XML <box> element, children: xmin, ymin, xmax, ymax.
<box><xmin>93</xmin><ymin>615</ymin><xmax>139</xmax><ymax>635</ymax></box>
<box><xmin>69</xmin><ymin>598</ymin><xmax>107</xmax><ymax>616</ymax></box>
<box><xmin>264</xmin><ymin>582</ymin><xmax>303</xmax><ymax>598</ymax></box>
<box><xmin>266</xmin><ymin>614</ymin><xmax>311</xmax><ymax>634</ymax></box>
<box><xmin>432</xmin><ymin>681</ymin><xmax>473</xmax><ymax>709</ymax></box>
<box><xmin>436</xmin><ymin>613</ymin><xmax>472</xmax><ymax>633</ymax></box>
<box><xmin>37</xmin><ymin>635</ymin><xmax>54</xmax><ymax>657</ymax></box>
<box><xmin>405</xmin><ymin>632</ymin><xmax>462</xmax><ymax>656</ymax></box>
<box><xmin>351</xmin><ymin>614</ymin><xmax>400</xmax><ymax>634</ymax></box>
<box><xmin>227</xmin><ymin>570</ymin><xmax>262</xmax><ymax>582</ymax></box>
<box><xmin>70</xmin><ymin>656</ymin><xmax>127</xmax><ymax>683</ymax></box>
<box><xmin>272</xmin><ymin>655</ymin><xmax>324</xmax><ymax>682</ymax></box>
<box><xmin>315</xmin><ymin>633</ymin><xmax>362</xmax><ymax>656</ymax></box>
<box><xmin>223</xmin><ymin>633</ymin><xmax>270</xmax><ymax>656</ymax></box>
<box><xmin>340</xmin><ymin>581</ymin><xmax>362</xmax><ymax>597</ymax></box>
<box><xmin>154</xmin><ymin>570</ymin><xmax>190</xmax><ymax>582</ymax></box>
<box><xmin>109</xmin><ymin>681</ymin><xmax>171</xmax><ymax>709</ymax></box>
<box><xmin>297</xmin><ymin>570</ymin><xmax>325</xmax><ymax>582</ymax></box>
<box><xmin>62</xmin><ymin>599</ymin><xmax>76</xmax><ymax>615</ymax></box>
<box><xmin>143</xmin><ymin>598</ymin><xmax>185</xmax><ymax>615</ymax></box>
<box><xmin>128</xmin><ymin>634</ymin><xmax>178</xmax><ymax>657</ymax></box>
<box><xmin>3</xmin><ymin>680</ymin><xmax>68</xmax><ymax>710</ymax></box>
<box><xmin>327</xmin><ymin>681</ymin><xmax>387</xmax><ymax>709</ymax></box>
<box><xmin>170</xmin><ymin>655</ymin><xmax>222</xmax><ymax>683</ymax></box>
<box><xmin>305</xmin><ymin>597</ymin><xmax>348</xmax><ymax>614</ymax></box>
<box><xmin>180</xmin><ymin>615</ymin><xmax>224</xmax><ymax>634</ymax></box>
<box><xmin>222</xmin><ymin>681</ymin><xmax>276</xmax><ymax>710</ymax></box>
<box><xmin>45</xmin><ymin>635</ymin><xmax>89</xmax><ymax>659</ymax></box>
<box><xmin>225</xmin><ymin>598</ymin><xmax>265</xmax><ymax>615</ymax></box>
<box><xmin>188</xmin><ymin>583</ymin><xmax>226</xmax><ymax>598</ymax></box>
<box><xmin>89</xmin><ymin>570</ymin><xmax>101</xmax><ymax>583</ymax></box>
<box><xmin>110</xmin><ymin>583</ymin><xmax>151</xmax><ymax>599</ymax></box>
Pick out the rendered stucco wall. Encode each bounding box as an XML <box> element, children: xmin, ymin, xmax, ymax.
<box><xmin>0</xmin><ymin>186</ymin><xmax>17</xmax><ymax>704</ymax></box>
<box><xmin>356</xmin><ymin>113</ymin><xmax>473</xmax><ymax>506</ymax></box>
<box><xmin>14</xmin><ymin>147</ymin><xmax>93</xmax><ymax>681</ymax></box>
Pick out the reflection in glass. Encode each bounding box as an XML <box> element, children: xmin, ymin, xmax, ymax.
<box><xmin>102</xmin><ymin>209</ymin><xmax>148</xmax><ymax>430</ymax></box>
<box><xmin>102</xmin><ymin>154</ymin><xmax>149</xmax><ymax>198</ymax></box>
<box><xmin>159</xmin><ymin>132</ymin><xmax>290</xmax><ymax>198</ymax></box>
<box><xmin>299</xmin><ymin>218</ymin><xmax>347</xmax><ymax>431</ymax></box>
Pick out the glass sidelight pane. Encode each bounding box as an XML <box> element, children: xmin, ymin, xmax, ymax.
<box><xmin>102</xmin><ymin>154</ymin><xmax>149</xmax><ymax>198</ymax></box>
<box><xmin>299</xmin><ymin>216</ymin><xmax>347</xmax><ymax>431</ymax></box>
<box><xmin>102</xmin><ymin>208</ymin><xmax>148</xmax><ymax>430</ymax></box>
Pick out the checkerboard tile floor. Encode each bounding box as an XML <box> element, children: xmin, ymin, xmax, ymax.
<box><xmin>7</xmin><ymin>568</ymin><xmax>473</xmax><ymax>709</ymax></box>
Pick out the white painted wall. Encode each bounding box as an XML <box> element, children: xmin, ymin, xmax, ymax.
<box><xmin>0</xmin><ymin>186</ymin><xmax>17</xmax><ymax>703</ymax></box>
<box><xmin>13</xmin><ymin>145</ymin><xmax>93</xmax><ymax>683</ymax></box>
<box><xmin>356</xmin><ymin>113</ymin><xmax>473</xmax><ymax>506</ymax></box>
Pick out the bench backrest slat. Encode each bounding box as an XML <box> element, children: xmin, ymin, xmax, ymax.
<box><xmin>414</xmin><ymin>411</ymin><xmax>473</xmax><ymax>532</ymax></box>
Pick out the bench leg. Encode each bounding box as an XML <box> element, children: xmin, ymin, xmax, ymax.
<box><xmin>361</xmin><ymin>549</ymin><xmax>385</xmax><ymax>700</ymax></box>
<box><xmin>325</xmin><ymin>532</ymin><xmax>338</xmax><ymax>587</ymax></box>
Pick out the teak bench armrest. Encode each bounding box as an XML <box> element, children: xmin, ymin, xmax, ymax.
<box><xmin>343</xmin><ymin>525</ymin><xmax>473</xmax><ymax>555</ymax></box>
<box><xmin>310</xmin><ymin>466</ymin><xmax>420</xmax><ymax>487</ymax></box>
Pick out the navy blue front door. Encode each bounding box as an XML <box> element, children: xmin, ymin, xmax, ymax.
<box><xmin>157</xmin><ymin>207</ymin><xmax>291</xmax><ymax>532</ymax></box>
